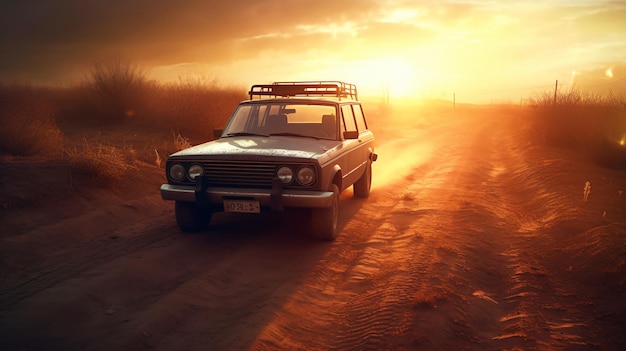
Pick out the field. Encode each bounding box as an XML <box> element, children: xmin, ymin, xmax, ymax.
<box><xmin>1</xmin><ymin>71</ymin><xmax>626</xmax><ymax>350</ymax></box>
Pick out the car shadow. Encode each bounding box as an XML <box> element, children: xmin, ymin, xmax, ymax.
<box><xmin>194</xmin><ymin>188</ymin><xmax>366</xmax><ymax>242</ymax></box>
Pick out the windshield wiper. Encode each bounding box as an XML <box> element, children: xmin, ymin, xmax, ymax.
<box><xmin>268</xmin><ymin>132</ymin><xmax>320</xmax><ymax>140</ymax></box>
<box><xmin>223</xmin><ymin>132</ymin><xmax>268</xmax><ymax>137</ymax></box>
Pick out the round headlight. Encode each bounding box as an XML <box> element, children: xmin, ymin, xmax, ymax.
<box><xmin>296</xmin><ymin>166</ymin><xmax>315</xmax><ymax>186</ymax></box>
<box><xmin>169</xmin><ymin>164</ymin><xmax>185</xmax><ymax>181</ymax></box>
<box><xmin>188</xmin><ymin>164</ymin><xmax>204</xmax><ymax>180</ymax></box>
<box><xmin>276</xmin><ymin>166</ymin><xmax>293</xmax><ymax>184</ymax></box>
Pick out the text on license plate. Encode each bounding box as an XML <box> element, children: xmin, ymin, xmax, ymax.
<box><xmin>223</xmin><ymin>199</ymin><xmax>260</xmax><ymax>213</ymax></box>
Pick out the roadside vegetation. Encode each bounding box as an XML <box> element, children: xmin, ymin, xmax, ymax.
<box><xmin>1</xmin><ymin>61</ymin><xmax>625</xmax><ymax>185</ymax></box>
<box><xmin>0</xmin><ymin>60</ymin><xmax>246</xmax><ymax>184</ymax></box>
<box><xmin>526</xmin><ymin>89</ymin><xmax>626</xmax><ymax>169</ymax></box>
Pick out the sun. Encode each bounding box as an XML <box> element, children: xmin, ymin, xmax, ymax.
<box><xmin>342</xmin><ymin>58</ymin><xmax>421</xmax><ymax>100</ymax></box>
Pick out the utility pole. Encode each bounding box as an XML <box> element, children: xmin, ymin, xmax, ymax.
<box><xmin>553</xmin><ymin>80</ymin><xmax>558</xmax><ymax>105</ymax></box>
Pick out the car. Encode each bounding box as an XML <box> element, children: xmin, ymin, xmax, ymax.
<box><xmin>160</xmin><ymin>81</ymin><xmax>377</xmax><ymax>240</ymax></box>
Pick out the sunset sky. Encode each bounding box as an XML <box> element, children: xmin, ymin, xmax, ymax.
<box><xmin>1</xmin><ymin>0</ymin><xmax>625</xmax><ymax>102</ymax></box>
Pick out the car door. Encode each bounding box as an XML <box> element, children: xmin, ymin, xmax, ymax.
<box><xmin>352</xmin><ymin>103</ymin><xmax>375</xmax><ymax>163</ymax></box>
<box><xmin>340</xmin><ymin>104</ymin><xmax>362</xmax><ymax>189</ymax></box>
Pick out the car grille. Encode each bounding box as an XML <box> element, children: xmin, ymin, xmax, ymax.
<box><xmin>202</xmin><ymin>160</ymin><xmax>278</xmax><ymax>188</ymax></box>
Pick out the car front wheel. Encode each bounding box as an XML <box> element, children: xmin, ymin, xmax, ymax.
<box><xmin>175</xmin><ymin>201</ymin><xmax>212</xmax><ymax>232</ymax></box>
<box><xmin>310</xmin><ymin>184</ymin><xmax>340</xmax><ymax>241</ymax></box>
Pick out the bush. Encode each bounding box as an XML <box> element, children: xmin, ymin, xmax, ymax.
<box><xmin>72</xmin><ymin>58</ymin><xmax>149</xmax><ymax>125</ymax></box>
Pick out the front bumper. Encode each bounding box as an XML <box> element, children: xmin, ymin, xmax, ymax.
<box><xmin>160</xmin><ymin>183</ymin><xmax>334</xmax><ymax>209</ymax></box>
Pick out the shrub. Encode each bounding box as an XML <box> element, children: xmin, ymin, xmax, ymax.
<box><xmin>78</xmin><ymin>58</ymin><xmax>149</xmax><ymax>125</ymax></box>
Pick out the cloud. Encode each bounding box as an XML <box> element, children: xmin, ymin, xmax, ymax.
<box><xmin>0</xmin><ymin>0</ymin><xmax>625</xmax><ymax>101</ymax></box>
<box><xmin>0</xmin><ymin>0</ymin><xmax>385</xmax><ymax>82</ymax></box>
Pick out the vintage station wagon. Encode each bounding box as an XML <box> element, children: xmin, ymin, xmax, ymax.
<box><xmin>160</xmin><ymin>81</ymin><xmax>377</xmax><ymax>240</ymax></box>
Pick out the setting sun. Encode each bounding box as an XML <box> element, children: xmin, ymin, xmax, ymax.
<box><xmin>346</xmin><ymin>58</ymin><xmax>421</xmax><ymax>99</ymax></box>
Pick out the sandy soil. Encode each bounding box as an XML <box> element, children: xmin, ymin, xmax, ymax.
<box><xmin>1</xmin><ymin>109</ymin><xmax>625</xmax><ymax>350</ymax></box>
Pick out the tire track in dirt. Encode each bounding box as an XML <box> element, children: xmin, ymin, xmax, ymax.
<box><xmin>0</xmin><ymin>196</ymin><xmax>174</xmax><ymax>311</ymax></box>
<box><xmin>3</xmin><ymin>112</ymin><xmax>619</xmax><ymax>350</ymax></box>
<box><xmin>249</xmin><ymin>115</ymin><xmax>506</xmax><ymax>350</ymax></box>
<box><xmin>486</xmin><ymin>127</ymin><xmax>604</xmax><ymax>350</ymax></box>
<box><xmin>0</xmin><ymin>209</ymin><xmax>326</xmax><ymax>350</ymax></box>
<box><xmin>250</xmin><ymin>112</ymin><xmax>606</xmax><ymax>350</ymax></box>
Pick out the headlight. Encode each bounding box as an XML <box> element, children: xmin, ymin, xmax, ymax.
<box><xmin>296</xmin><ymin>166</ymin><xmax>315</xmax><ymax>186</ymax></box>
<box><xmin>169</xmin><ymin>163</ymin><xmax>185</xmax><ymax>181</ymax></box>
<box><xmin>276</xmin><ymin>166</ymin><xmax>293</xmax><ymax>184</ymax></box>
<box><xmin>188</xmin><ymin>164</ymin><xmax>204</xmax><ymax>180</ymax></box>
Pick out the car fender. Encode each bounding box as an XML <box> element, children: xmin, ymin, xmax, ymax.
<box><xmin>323</xmin><ymin>164</ymin><xmax>342</xmax><ymax>192</ymax></box>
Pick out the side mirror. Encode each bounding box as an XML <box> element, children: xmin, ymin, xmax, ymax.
<box><xmin>213</xmin><ymin>129</ymin><xmax>223</xmax><ymax>138</ymax></box>
<box><xmin>343</xmin><ymin>131</ymin><xmax>359</xmax><ymax>140</ymax></box>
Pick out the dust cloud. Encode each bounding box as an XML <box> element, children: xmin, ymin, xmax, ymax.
<box><xmin>372</xmin><ymin>139</ymin><xmax>435</xmax><ymax>190</ymax></box>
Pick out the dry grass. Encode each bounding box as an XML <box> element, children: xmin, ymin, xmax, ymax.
<box><xmin>0</xmin><ymin>61</ymin><xmax>246</xmax><ymax>185</ymax></box>
<box><xmin>142</xmin><ymin>77</ymin><xmax>245</xmax><ymax>139</ymax></box>
<box><xmin>173</xmin><ymin>132</ymin><xmax>192</xmax><ymax>151</ymax></box>
<box><xmin>0</xmin><ymin>84</ymin><xmax>64</xmax><ymax>157</ymax></box>
<box><xmin>5</xmin><ymin>61</ymin><xmax>623</xmax><ymax>186</ymax></box>
<box><xmin>526</xmin><ymin>88</ymin><xmax>626</xmax><ymax>169</ymax></box>
<box><xmin>64</xmin><ymin>139</ymin><xmax>138</xmax><ymax>185</ymax></box>
<box><xmin>53</xmin><ymin>62</ymin><xmax>245</xmax><ymax>140</ymax></box>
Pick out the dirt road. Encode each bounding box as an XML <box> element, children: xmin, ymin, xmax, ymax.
<box><xmin>1</xmin><ymin>110</ymin><xmax>625</xmax><ymax>350</ymax></box>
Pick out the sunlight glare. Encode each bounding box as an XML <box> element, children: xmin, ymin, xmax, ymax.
<box><xmin>379</xmin><ymin>8</ymin><xmax>418</xmax><ymax>24</ymax></box>
<box><xmin>351</xmin><ymin>58</ymin><xmax>419</xmax><ymax>99</ymax></box>
<box><xmin>569</xmin><ymin>70</ymin><xmax>578</xmax><ymax>87</ymax></box>
<box><xmin>606</xmin><ymin>68</ymin><xmax>613</xmax><ymax>78</ymax></box>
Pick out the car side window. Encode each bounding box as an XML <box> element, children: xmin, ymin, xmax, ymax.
<box><xmin>352</xmin><ymin>104</ymin><xmax>368</xmax><ymax>132</ymax></box>
<box><xmin>341</xmin><ymin>105</ymin><xmax>357</xmax><ymax>133</ymax></box>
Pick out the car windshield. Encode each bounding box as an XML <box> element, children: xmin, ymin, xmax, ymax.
<box><xmin>222</xmin><ymin>102</ymin><xmax>338</xmax><ymax>140</ymax></box>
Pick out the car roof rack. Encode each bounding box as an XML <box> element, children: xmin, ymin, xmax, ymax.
<box><xmin>248</xmin><ymin>81</ymin><xmax>358</xmax><ymax>100</ymax></box>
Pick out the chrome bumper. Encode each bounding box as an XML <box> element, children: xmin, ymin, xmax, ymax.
<box><xmin>160</xmin><ymin>184</ymin><xmax>334</xmax><ymax>209</ymax></box>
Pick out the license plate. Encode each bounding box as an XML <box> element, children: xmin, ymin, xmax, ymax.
<box><xmin>223</xmin><ymin>199</ymin><xmax>260</xmax><ymax>213</ymax></box>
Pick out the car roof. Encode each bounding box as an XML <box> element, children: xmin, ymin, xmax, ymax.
<box><xmin>248</xmin><ymin>81</ymin><xmax>359</xmax><ymax>101</ymax></box>
<box><xmin>239</xmin><ymin>97</ymin><xmax>359</xmax><ymax>105</ymax></box>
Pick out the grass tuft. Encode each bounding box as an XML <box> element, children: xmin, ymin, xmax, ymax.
<box><xmin>64</xmin><ymin>139</ymin><xmax>137</xmax><ymax>184</ymax></box>
<box><xmin>173</xmin><ymin>132</ymin><xmax>192</xmax><ymax>151</ymax></box>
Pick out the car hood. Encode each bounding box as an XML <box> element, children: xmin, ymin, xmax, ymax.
<box><xmin>169</xmin><ymin>135</ymin><xmax>343</xmax><ymax>163</ymax></box>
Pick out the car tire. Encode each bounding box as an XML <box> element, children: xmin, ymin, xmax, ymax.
<box><xmin>175</xmin><ymin>201</ymin><xmax>212</xmax><ymax>232</ymax></box>
<box><xmin>310</xmin><ymin>184</ymin><xmax>340</xmax><ymax>241</ymax></box>
<box><xmin>353</xmin><ymin>162</ymin><xmax>372</xmax><ymax>198</ymax></box>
